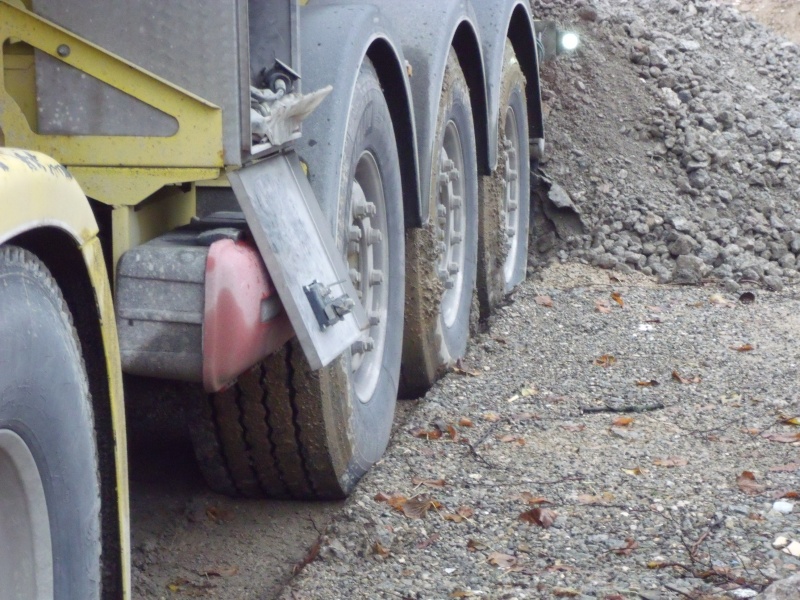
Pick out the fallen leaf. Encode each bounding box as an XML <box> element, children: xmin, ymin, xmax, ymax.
<box><xmin>402</xmin><ymin>496</ymin><xmax>440</xmax><ymax>519</ymax></box>
<box><xmin>451</xmin><ymin>590</ymin><xmax>475</xmax><ymax>599</ymax></box>
<box><xmin>483</xmin><ymin>412</ymin><xmax>501</xmax><ymax>422</ymax></box>
<box><xmin>456</xmin><ymin>506</ymin><xmax>475</xmax><ymax>519</ymax></box>
<box><xmin>487</xmin><ymin>552</ymin><xmax>518</xmax><ymax>569</ymax></box>
<box><xmin>635</xmin><ymin>379</ymin><xmax>660</xmax><ymax>387</ymax></box>
<box><xmin>653</xmin><ymin>456</ymin><xmax>689</xmax><ymax>468</ymax></box>
<box><xmin>198</xmin><ymin>565</ymin><xmax>239</xmax><ymax>577</ymax></box>
<box><xmin>520</xmin><ymin>386</ymin><xmax>538</xmax><ymax>397</ymax></box>
<box><xmin>782</xmin><ymin>416</ymin><xmax>800</xmax><ymax>426</ymax></box>
<box><xmin>466</xmin><ymin>539</ymin><xmax>486</xmax><ymax>552</ymax></box>
<box><xmin>410</xmin><ymin>426</ymin><xmax>443</xmax><ymax>440</ymax></box>
<box><xmin>736</xmin><ymin>471</ymin><xmax>765</xmax><ymax>495</ymax></box>
<box><xmin>604</xmin><ymin>596</ymin><xmax>625</xmax><ymax>600</ymax></box>
<box><xmin>610</xmin><ymin>538</ymin><xmax>639</xmax><ymax>556</ymax></box>
<box><xmin>520</xmin><ymin>492</ymin><xmax>553</xmax><ymax>505</ymax></box>
<box><xmin>415</xmin><ymin>533</ymin><xmax>440</xmax><ymax>549</ymax></box>
<box><xmin>520</xmin><ymin>507</ymin><xmax>557</xmax><ymax>528</ymax></box>
<box><xmin>763</xmin><ymin>432</ymin><xmax>800</xmax><ymax>443</ymax></box>
<box><xmin>446</xmin><ymin>423</ymin><xmax>459</xmax><ymax>441</ymax></box>
<box><xmin>769</xmin><ymin>462</ymin><xmax>800</xmax><ymax>472</ymax></box>
<box><xmin>595</xmin><ymin>300</ymin><xmax>612</xmax><ymax>314</ymax></box>
<box><xmin>772</xmin><ymin>490</ymin><xmax>799</xmax><ymax>500</ymax></box>
<box><xmin>611</xmin><ymin>292</ymin><xmax>624</xmax><ymax>307</ymax></box>
<box><xmin>535</xmin><ymin>295</ymin><xmax>554</xmax><ymax>308</ymax></box>
<box><xmin>205</xmin><ymin>506</ymin><xmax>233</xmax><ymax>523</ymax></box>
<box><xmin>561</xmin><ymin>423</ymin><xmax>586</xmax><ymax>432</ymax></box>
<box><xmin>576</xmin><ymin>492</ymin><xmax>615</xmax><ymax>505</ymax></box>
<box><xmin>373</xmin><ymin>541</ymin><xmax>390</xmax><ymax>557</ymax></box>
<box><xmin>709</xmin><ymin>293</ymin><xmax>732</xmax><ymax>306</ymax></box>
<box><xmin>730</xmin><ymin>343</ymin><xmax>754</xmax><ymax>352</ymax></box>
<box><xmin>553</xmin><ymin>588</ymin><xmax>581</xmax><ymax>597</ymax></box>
<box><xmin>511</xmin><ymin>412</ymin><xmax>539</xmax><ymax>422</ymax></box>
<box><xmin>622</xmin><ymin>466</ymin><xmax>645</xmax><ymax>476</ymax></box>
<box><xmin>459</xmin><ymin>417</ymin><xmax>474</xmax><ymax>427</ymax></box>
<box><xmin>452</xmin><ymin>366</ymin><xmax>481</xmax><ymax>377</ymax></box>
<box><xmin>647</xmin><ymin>561</ymin><xmax>668</xmax><ymax>569</ymax></box>
<box><xmin>613</xmin><ymin>416</ymin><xmax>633</xmax><ymax>427</ymax></box>
<box><xmin>411</xmin><ymin>477</ymin><xmax>446</xmax><ymax>488</ymax></box>
<box><xmin>498</xmin><ymin>434</ymin><xmax>525</xmax><ymax>446</ymax></box>
<box><xmin>594</xmin><ymin>354</ymin><xmax>617</xmax><ymax>368</ymax></box>
<box><xmin>672</xmin><ymin>370</ymin><xmax>701</xmax><ymax>384</ymax></box>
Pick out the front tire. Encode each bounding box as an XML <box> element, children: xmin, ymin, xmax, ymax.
<box><xmin>190</xmin><ymin>58</ymin><xmax>404</xmax><ymax>499</ymax></box>
<box><xmin>0</xmin><ymin>246</ymin><xmax>106</xmax><ymax>599</ymax></box>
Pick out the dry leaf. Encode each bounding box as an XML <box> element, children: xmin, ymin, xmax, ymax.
<box><xmin>373</xmin><ymin>541</ymin><xmax>390</xmax><ymax>557</ymax></box>
<box><xmin>672</xmin><ymin>370</ymin><xmax>701</xmax><ymax>384</ymax></box>
<box><xmin>782</xmin><ymin>416</ymin><xmax>800</xmax><ymax>426</ymax></box>
<box><xmin>411</xmin><ymin>477</ymin><xmax>446</xmax><ymax>489</ymax></box>
<box><xmin>459</xmin><ymin>417</ymin><xmax>474</xmax><ymax>427</ymax></box>
<box><xmin>451</xmin><ymin>590</ymin><xmax>476</xmax><ymax>599</ymax></box>
<box><xmin>653</xmin><ymin>456</ymin><xmax>689</xmax><ymax>468</ymax></box>
<box><xmin>410</xmin><ymin>427</ymin><xmax>443</xmax><ymax>440</ymax></box>
<box><xmin>535</xmin><ymin>295</ymin><xmax>554</xmax><ymax>308</ymax></box>
<box><xmin>772</xmin><ymin>490</ymin><xmax>799</xmax><ymax>500</ymax></box>
<box><xmin>576</xmin><ymin>492</ymin><xmax>615</xmax><ymax>505</ymax></box>
<box><xmin>466</xmin><ymin>539</ymin><xmax>486</xmax><ymax>552</ymax></box>
<box><xmin>594</xmin><ymin>354</ymin><xmax>617</xmax><ymax>368</ymax></box>
<box><xmin>483</xmin><ymin>412</ymin><xmax>501</xmax><ymax>422</ymax></box>
<box><xmin>709</xmin><ymin>293</ymin><xmax>732</xmax><ymax>306</ymax></box>
<box><xmin>487</xmin><ymin>552</ymin><xmax>518</xmax><ymax>569</ymax></box>
<box><xmin>769</xmin><ymin>462</ymin><xmax>800</xmax><ymax>472</ymax></box>
<box><xmin>402</xmin><ymin>496</ymin><xmax>440</xmax><ymax>519</ymax></box>
<box><xmin>764</xmin><ymin>432</ymin><xmax>800</xmax><ymax>443</ymax></box>
<box><xmin>610</xmin><ymin>538</ymin><xmax>639</xmax><ymax>556</ymax></box>
<box><xmin>498</xmin><ymin>434</ymin><xmax>525</xmax><ymax>446</ymax></box>
<box><xmin>205</xmin><ymin>506</ymin><xmax>233</xmax><ymax>523</ymax></box>
<box><xmin>613</xmin><ymin>416</ymin><xmax>633</xmax><ymax>427</ymax></box>
<box><xmin>520</xmin><ymin>492</ymin><xmax>553</xmax><ymax>505</ymax></box>
<box><xmin>611</xmin><ymin>292</ymin><xmax>624</xmax><ymax>307</ymax></box>
<box><xmin>199</xmin><ymin>565</ymin><xmax>239</xmax><ymax>577</ymax></box>
<box><xmin>520</xmin><ymin>386</ymin><xmax>538</xmax><ymax>397</ymax></box>
<box><xmin>520</xmin><ymin>507</ymin><xmax>557</xmax><ymax>528</ymax></box>
<box><xmin>415</xmin><ymin>533</ymin><xmax>440</xmax><ymax>550</ymax></box>
<box><xmin>622</xmin><ymin>466</ymin><xmax>645</xmax><ymax>476</ymax></box>
<box><xmin>452</xmin><ymin>365</ymin><xmax>481</xmax><ymax>377</ymax></box>
<box><xmin>595</xmin><ymin>300</ymin><xmax>612</xmax><ymax>314</ymax></box>
<box><xmin>553</xmin><ymin>588</ymin><xmax>581</xmax><ymax>598</ymax></box>
<box><xmin>456</xmin><ymin>506</ymin><xmax>474</xmax><ymax>519</ymax></box>
<box><xmin>731</xmin><ymin>343</ymin><xmax>754</xmax><ymax>352</ymax></box>
<box><xmin>635</xmin><ymin>379</ymin><xmax>660</xmax><ymax>387</ymax></box>
<box><xmin>736</xmin><ymin>471</ymin><xmax>765</xmax><ymax>495</ymax></box>
<box><xmin>561</xmin><ymin>423</ymin><xmax>586</xmax><ymax>432</ymax></box>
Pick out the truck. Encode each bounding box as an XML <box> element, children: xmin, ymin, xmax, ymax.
<box><xmin>0</xmin><ymin>0</ymin><xmax>545</xmax><ymax>597</ymax></box>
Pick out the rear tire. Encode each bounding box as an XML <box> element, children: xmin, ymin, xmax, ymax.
<box><xmin>190</xmin><ymin>58</ymin><xmax>404</xmax><ymax>499</ymax></box>
<box><xmin>401</xmin><ymin>49</ymin><xmax>479</xmax><ymax>398</ymax></box>
<box><xmin>0</xmin><ymin>246</ymin><xmax>107</xmax><ymax>599</ymax></box>
<box><xmin>477</xmin><ymin>40</ymin><xmax>530</xmax><ymax>318</ymax></box>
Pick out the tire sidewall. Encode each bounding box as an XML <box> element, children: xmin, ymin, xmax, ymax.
<box><xmin>0</xmin><ymin>250</ymin><xmax>102</xmax><ymax>600</ymax></box>
<box><xmin>328</xmin><ymin>60</ymin><xmax>404</xmax><ymax>489</ymax></box>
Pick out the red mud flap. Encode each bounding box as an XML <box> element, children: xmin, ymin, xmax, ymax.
<box><xmin>203</xmin><ymin>238</ymin><xmax>294</xmax><ymax>392</ymax></box>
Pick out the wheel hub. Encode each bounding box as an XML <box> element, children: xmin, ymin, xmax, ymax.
<box><xmin>435</xmin><ymin>121</ymin><xmax>467</xmax><ymax>328</ymax></box>
<box><xmin>502</xmin><ymin>106</ymin><xmax>522</xmax><ymax>283</ymax></box>
<box><xmin>347</xmin><ymin>152</ymin><xmax>389</xmax><ymax>403</ymax></box>
<box><xmin>0</xmin><ymin>429</ymin><xmax>53</xmax><ymax>600</ymax></box>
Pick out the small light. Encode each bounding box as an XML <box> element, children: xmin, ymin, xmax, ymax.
<box><xmin>559</xmin><ymin>31</ymin><xmax>580</xmax><ymax>52</ymax></box>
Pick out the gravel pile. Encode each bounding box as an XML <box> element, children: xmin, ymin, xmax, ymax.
<box><xmin>533</xmin><ymin>0</ymin><xmax>800</xmax><ymax>292</ymax></box>
<box><xmin>283</xmin><ymin>265</ymin><xmax>800</xmax><ymax>599</ymax></box>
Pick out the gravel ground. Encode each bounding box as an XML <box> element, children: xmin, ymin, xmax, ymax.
<box><xmin>280</xmin><ymin>1</ymin><xmax>800</xmax><ymax>598</ymax></box>
<box><xmin>282</xmin><ymin>265</ymin><xmax>800</xmax><ymax>599</ymax></box>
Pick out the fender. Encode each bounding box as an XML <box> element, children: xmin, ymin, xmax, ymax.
<box><xmin>346</xmin><ymin>0</ymin><xmax>490</xmax><ymax>222</ymax></box>
<box><xmin>472</xmin><ymin>0</ymin><xmax>545</xmax><ymax>168</ymax></box>
<box><xmin>297</xmin><ymin>3</ymin><xmax>421</xmax><ymax>229</ymax></box>
<box><xmin>0</xmin><ymin>148</ymin><xmax>131</xmax><ymax>599</ymax></box>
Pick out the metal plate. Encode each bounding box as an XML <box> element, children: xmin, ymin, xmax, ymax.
<box><xmin>229</xmin><ymin>152</ymin><xmax>367</xmax><ymax>370</ymax></box>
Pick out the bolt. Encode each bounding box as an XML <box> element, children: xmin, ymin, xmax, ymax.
<box><xmin>506</xmin><ymin>227</ymin><xmax>516</xmax><ymax>238</ymax></box>
<box><xmin>451</xmin><ymin>233</ymin><xmax>463</xmax><ymax>244</ymax></box>
<box><xmin>351</xmin><ymin>338</ymin><xmax>375</xmax><ymax>354</ymax></box>
<box><xmin>369</xmin><ymin>313</ymin><xmax>381</xmax><ymax>327</ymax></box>
<box><xmin>507</xmin><ymin>200</ymin><xmax>519</xmax><ymax>212</ymax></box>
<box><xmin>57</xmin><ymin>44</ymin><xmax>71</xmax><ymax>57</ymax></box>
<box><xmin>443</xmin><ymin>278</ymin><xmax>455</xmax><ymax>290</ymax></box>
<box><xmin>349</xmin><ymin>226</ymin><xmax>362</xmax><ymax>242</ymax></box>
<box><xmin>367</xmin><ymin>227</ymin><xmax>383</xmax><ymax>245</ymax></box>
<box><xmin>437</xmin><ymin>268</ymin><xmax>449</xmax><ymax>282</ymax></box>
<box><xmin>369</xmin><ymin>270</ymin><xmax>384</xmax><ymax>286</ymax></box>
<box><xmin>437</xmin><ymin>205</ymin><xmax>448</xmax><ymax>219</ymax></box>
<box><xmin>437</xmin><ymin>241</ymin><xmax>447</xmax><ymax>255</ymax></box>
<box><xmin>448</xmin><ymin>262</ymin><xmax>460</xmax><ymax>275</ymax></box>
<box><xmin>508</xmin><ymin>171</ymin><xmax>518</xmax><ymax>183</ymax></box>
<box><xmin>449</xmin><ymin>195</ymin><xmax>463</xmax><ymax>210</ymax></box>
<box><xmin>349</xmin><ymin>269</ymin><xmax>361</xmax><ymax>285</ymax></box>
<box><xmin>353</xmin><ymin>199</ymin><xmax>377</xmax><ymax>220</ymax></box>
<box><xmin>449</xmin><ymin>168</ymin><xmax>460</xmax><ymax>182</ymax></box>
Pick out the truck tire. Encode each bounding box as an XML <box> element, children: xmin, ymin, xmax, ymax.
<box><xmin>401</xmin><ymin>49</ymin><xmax>479</xmax><ymax>398</ymax></box>
<box><xmin>0</xmin><ymin>246</ymin><xmax>106</xmax><ymax>599</ymax></box>
<box><xmin>477</xmin><ymin>40</ymin><xmax>530</xmax><ymax>318</ymax></box>
<box><xmin>190</xmin><ymin>58</ymin><xmax>404</xmax><ymax>499</ymax></box>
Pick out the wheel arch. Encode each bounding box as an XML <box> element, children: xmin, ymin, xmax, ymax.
<box><xmin>0</xmin><ymin>149</ymin><xmax>130</xmax><ymax>598</ymax></box>
<box><xmin>298</xmin><ymin>3</ymin><xmax>422</xmax><ymax>230</ymax></box>
<box><xmin>472</xmin><ymin>0</ymin><xmax>544</xmax><ymax>170</ymax></box>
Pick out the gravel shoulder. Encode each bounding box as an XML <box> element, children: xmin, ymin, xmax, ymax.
<box><xmin>283</xmin><ymin>265</ymin><xmax>800</xmax><ymax>599</ymax></box>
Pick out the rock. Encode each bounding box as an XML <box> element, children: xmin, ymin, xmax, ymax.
<box><xmin>764</xmin><ymin>275</ymin><xmax>784</xmax><ymax>291</ymax></box>
<box><xmin>758</xmin><ymin>574</ymin><xmax>800</xmax><ymax>600</ymax></box>
<box><xmin>577</xmin><ymin>6</ymin><xmax>599</xmax><ymax>22</ymax></box>
<box><xmin>672</xmin><ymin>255</ymin><xmax>705</xmax><ymax>284</ymax></box>
<box><xmin>772</xmin><ymin>501</ymin><xmax>794</xmax><ymax>514</ymax></box>
<box><xmin>668</xmin><ymin>234</ymin><xmax>697</xmax><ymax>256</ymax></box>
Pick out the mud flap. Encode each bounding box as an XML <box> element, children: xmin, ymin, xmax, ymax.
<box><xmin>229</xmin><ymin>151</ymin><xmax>367</xmax><ymax>370</ymax></box>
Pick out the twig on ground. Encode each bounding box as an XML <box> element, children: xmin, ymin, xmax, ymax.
<box><xmin>580</xmin><ymin>403</ymin><xmax>664</xmax><ymax>414</ymax></box>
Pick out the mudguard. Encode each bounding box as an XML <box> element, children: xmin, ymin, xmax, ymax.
<box><xmin>297</xmin><ymin>3</ymin><xmax>421</xmax><ymax>229</ymax></box>
<box><xmin>0</xmin><ymin>148</ymin><xmax>130</xmax><ymax>598</ymax></box>
<box><xmin>349</xmin><ymin>0</ymin><xmax>489</xmax><ymax>221</ymax></box>
<box><xmin>472</xmin><ymin>0</ymin><xmax>545</xmax><ymax>168</ymax></box>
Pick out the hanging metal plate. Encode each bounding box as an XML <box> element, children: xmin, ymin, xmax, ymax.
<box><xmin>229</xmin><ymin>152</ymin><xmax>367</xmax><ymax>370</ymax></box>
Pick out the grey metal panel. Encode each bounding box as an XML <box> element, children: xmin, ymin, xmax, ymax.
<box><xmin>296</xmin><ymin>3</ymin><xmax>421</xmax><ymax>229</ymax></box>
<box><xmin>249</xmin><ymin>0</ymin><xmax>299</xmax><ymax>85</ymax></box>
<box><xmin>32</xmin><ymin>0</ymin><xmax>246</xmax><ymax>166</ymax></box>
<box><xmin>229</xmin><ymin>152</ymin><xmax>367</xmax><ymax>371</ymax></box>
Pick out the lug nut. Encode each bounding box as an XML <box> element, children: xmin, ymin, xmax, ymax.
<box><xmin>448</xmin><ymin>262</ymin><xmax>460</xmax><ymax>275</ymax></box>
<box><xmin>348</xmin><ymin>226</ymin><xmax>362</xmax><ymax>242</ymax></box>
<box><xmin>351</xmin><ymin>338</ymin><xmax>375</xmax><ymax>354</ymax></box>
<box><xmin>367</xmin><ymin>227</ymin><xmax>383</xmax><ymax>245</ymax></box>
<box><xmin>451</xmin><ymin>233</ymin><xmax>463</xmax><ymax>244</ymax></box>
<box><xmin>443</xmin><ymin>278</ymin><xmax>455</xmax><ymax>290</ymax></box>
<box><xmin>369</xmin><ymin>313</ymin><xmax>381</xmax><ymax>327</ymax></box>
<box><xmin>369</xmin><ymin>270</ymin><xmax>384</xmax><ymax>286</ymax></box>
<box><xmin>349</xmin><ymin>268</ymin><xmax>361</xmax><ymax>284</ymax></box>
<box><xmin>449</xmin><ymin>195</ymin><xmax>463</xmax><ymax>210</ymax></box>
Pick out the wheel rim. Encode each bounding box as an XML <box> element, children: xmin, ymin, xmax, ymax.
<box><xmin>0</xmin><ymin>429</ymin><xmax>53</xmax><ymax>600</ymax></box>
<box><xmin>436</xmin><ymin>120</ymin><xmax>468</xmax><ymax>328</ymax></box>
<box><xmin>347</xmin><ymin>151</ymin><xmax>389</xmax><ymax>404</ymax></box>
<box><xmin>502</xmin><ymin>105</ymin><xmax>522</xmax><ymax>284</ymax></box>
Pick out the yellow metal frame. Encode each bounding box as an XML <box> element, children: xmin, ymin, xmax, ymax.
<box><xmin>0</xmin><ymin>1</ymin><xmax>224</xmax><ymax>169</ymax></box>
<box><xmin>0</xmin><ymin>148</ymin><xmax>131</xmax><ymax>599</ymax></box>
